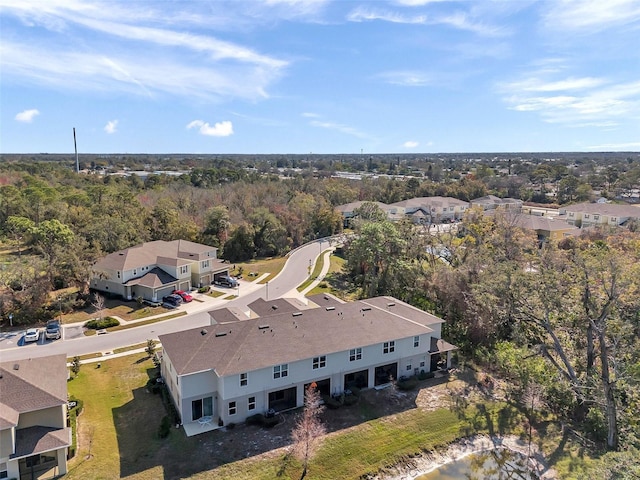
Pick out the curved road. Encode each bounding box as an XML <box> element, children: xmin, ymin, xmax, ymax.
<box><xmin>0</xmin><ymin>239</ymin><xmax>330</xmax><ymax>363</ymax></box>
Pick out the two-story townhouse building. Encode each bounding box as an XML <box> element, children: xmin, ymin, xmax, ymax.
<box><xmin>91</xmin><ymin>240</ymin><xmax>229</xmax><ymax>302</ymax></box>
<box><xmin>0</xmin><ymin>355</ymin><xmax>70</xmax><ymax>480</ymax></box>
<box><xmin>559</xmin><ymin>202</ymin><xmax>640</xmax><ymax>228</ymax></box>
<box><xmin>159</xmin><ymin>295</ymin><xmax>457</xmax><ymax>436</ymax></box>
<box><xmin>334</xmin><ymin>201</ymin><xmax>403</xmax><ymax>227</ymax></box>
<box><xmin>470</xmin><ymin>195</ymin><xmax>523</xmax><ymax>212</ymax></box>
<box><xmin>390</xmin><ymin>197</ymin><xmax>470</xmax><ymax>224</ymax></box>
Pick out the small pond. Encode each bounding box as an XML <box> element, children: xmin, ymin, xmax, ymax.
<box><xmin>416</xmin><ymin>448</ymin><xmax>535</xmax><ymax>480</ymax></box>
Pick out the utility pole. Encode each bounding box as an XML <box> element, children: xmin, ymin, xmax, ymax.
<box><xmin>73</xmin><ymin>128</ymin><xmax>79</xmax><ymax>173</ymax></box>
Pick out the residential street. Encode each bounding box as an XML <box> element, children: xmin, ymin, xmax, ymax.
<box><xmin>0</xmin><ymin>239</ymin><xmax>332</xmax><ymax>363</ymax></box>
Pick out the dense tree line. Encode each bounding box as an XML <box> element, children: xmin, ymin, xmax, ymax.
<box><xmin>342</xmin><ymin>205</ymin><xmax>640</xmax><ymax>472</ymax></box>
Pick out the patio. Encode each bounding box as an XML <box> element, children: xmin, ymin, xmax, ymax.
<box><xmin>182</xmin><ymin>416</ymin><xmax>221</xmax><ymax>437</ymax></box>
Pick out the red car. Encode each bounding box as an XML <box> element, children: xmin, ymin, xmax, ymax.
<box><xmin>172</xmin><ymin>290</ymin><xmax>193</xmax><ymax>302</ymax></box>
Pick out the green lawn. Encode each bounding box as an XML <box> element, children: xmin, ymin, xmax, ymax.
<box><xmin>231</xmin><ymin>256</ymin><xmax>288</xmax><ymax>284</ymax></box>
<box><xmin>296</xmin><ymin>249</ymin><xmax>330</xmax><ymax>292</ymax></box>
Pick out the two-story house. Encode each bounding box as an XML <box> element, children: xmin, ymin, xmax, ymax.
<box><xmin>91</xmin><ymin>240</ymin><xmax>229</xmax><ymax>302</ymax></box>
<box><xmin>158</xmin><ymin>295</ymin><xmax>457</xmax><ymax>436</ymax></box>
<box><xmin>0</xmin><ymin>354</ymin><xmax>70</xmax><ymax>480</ymax></box>
<box><xmin>559</xmin><ymin>202</ymin><xmax>640</xmax><ymax>228</ymax></box>
<box><xmin>390</xmin><ymin>197</ymin><xmax>470</xmax><ymax>223</ymax></box>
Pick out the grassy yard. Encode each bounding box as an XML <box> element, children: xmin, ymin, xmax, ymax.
<box><xmin>231</xmin><ymin>256</ymin><xmax>287</xmax><ymax>284</ymax></box>
<box><xmin>296</xmin><ymin>249</ymin><xmax>330</xmax><ymax>292</ymax></box>
<box><xmin>64</xmin><ymin>352</ymin><xmax>594</xmax><ymax>480</ymax></box>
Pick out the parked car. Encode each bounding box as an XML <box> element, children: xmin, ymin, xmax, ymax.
<box><xmin>162</xmin><ymin>293</ymin><xmax>183</xmax><ymax>307</ymax></box>
<box><xmin>172</xmin><ymin>290</ymin><xmax>193</xmax><ymax>302</ymax></box>
<box><xmin>214</xmin><ymin>275</ymin><xmax>238</xmax><ymax>287</ymax></box>
<box><xmin>45</xmin><ymin>320</ymin><xmax>61</xmax><ymax>340</ymax></box>
<box><xmin>24</xmin><ymin>328</ymin><xmax>40</xmax><ymax>343</ymax></box>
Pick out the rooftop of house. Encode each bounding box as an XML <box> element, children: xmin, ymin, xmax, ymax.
<box><xmin>561</xmin><ymin>202</ymin><xmax>640</xmax><ymax>218</ymax></box>
<box><xmin>93</xmin><ymin>239</ymin><xmax>220</xmax><ymax>272</ymax></box>
<box><xmin>334</xmin><ymin>201</ymin><xmax>393</xmax><ymax>214</ymax></box>
<box><xmin>470</xmin><ymin>195</ymin><xmax>523</xmax><ymax>206</ymax></box>
<box><xmin>159</xmin><ymin>296</ymin><xmax>445</xmax><ymax>378</ymax></box>
<box><xmin>0</xmin><ymin>354</ymin><xmax>68</xmax><ymax>430</ymax></box>
<box><xmin>390</xmin><ymin>196</ymin><xmax>470</xmax><ymax>209</ymax></box>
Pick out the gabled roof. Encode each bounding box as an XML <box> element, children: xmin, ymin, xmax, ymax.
<box><xmin>562</xmin><ymin>202</ymin><xmax>640</xmax><ymax>219</ymax></box>
<box><xmin>124</xmin><ymin>267</ymin><xmax>177</xmax><ymax>288</ymax></box>
<box><xmin>471</xmin><ymin>195</ymin><xmax>523</xmax><ymax>206</ymax></box>
<box><xmin>246</xmin><ymin>298</ymin><xmax>310</xmax><ymax>318</ymax></box>
<box><xmin>159</xmin><ymin>296</ymin><xmax>443</xmax><ymax>377</ymax></box>
<box><xmin>12</xmin><ymin>426</ymin><xmax>71</xmax><ymax>459</ymax></box>
<box><xmin>390</xmin><ymin>196</ymin><xmax>469</xmax><ymax>209</ymax></box>
<box><xmin>0</xmin><ymin>355</ymin><xmax>68</xmax><ymax>429</ymax></box>
<box><xmin>93</xmin><ymin>240</ymin><xmax>218</xmax><ymax>272</ymax></box>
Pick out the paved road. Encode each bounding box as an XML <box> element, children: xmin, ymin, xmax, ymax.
<box><xmin>0</xmin><ymin>239</ymin><xmax>332</xmax><ymax>363</ymax></box>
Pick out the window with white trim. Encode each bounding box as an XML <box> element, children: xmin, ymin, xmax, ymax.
<box><xmin>202</xmin><ymin>260</ymin><xmax>210</xmax><ymax>268</ymax></box>
<box><xmin>420</xmin><ymin>360</ymin><xmax>426</xmax><ymax>368</ymax></box>
<box><xmin>413</xmin><ymin>335</ymin><xmax>420</xmax><ymax>348</ymax></box>
<box><xmin>180</xmin><ymin>265</ymin><xmax>188</xmax><ymax>275</ymax></box>
<box><xmin>273</xmin><ymin>364</ymin><xmax>288</xmax><ymax>379</ymax></box>
<box><xmin>228</xmin><ymin>401</ymin><xmax>236</xmax><ymax>416</ymax></box>
<box><xmin>0</xmin><ymin>462</ymin><xmax>7</xmax><ymax>479</ymax></box>
<box><xmin>240</xmin><ymin>372</ymin><xmax>247</xmax><ymax>387</ymax></box>
<box><xmin>406</xmin><ymin>364</ymin><xmax>412</xmax><ymax>371</ymax></box>
<box><xmin>383</xmin><ymin>341</ymin><xmax>395</xmax><ymax>354</ymax></box>
<box><xmin>312</xmin><ymin>355</ymin><xmax>326</xmax><ymax>369</ymax></box>
<box><xmin>349</xmin><ymin>348</ymin><xmax>362</xmax><ymax>361</ymax></box>
<box><xmin>248</xmin><ymin>396</ymin><xmax>256</xmax><ymax>411</ymax></box>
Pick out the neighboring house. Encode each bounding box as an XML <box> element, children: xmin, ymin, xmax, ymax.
<box><xmin>0</xmin><ymin>354</ymin><xmax>70</xmax><ymax>480</ymax></box>
<box><xmin>559</xmin><ymin>202</ymin><xmax>640</xmax><ymax>228</ymax></box>
<box><xmin>512</xmin><ymin>213</ymin><xmax>580</xmax><ymax>242</ymax></box>
<box><xmin>390</xmin><ymin>197</ymin><xmax>470</xmax><ymax>223</ymax></box>
<box><xmin>91</xmin><ymin>240</ymin><xmax>229</xmax><ymax>302</ymax></box>
<box><xmin>159</xmin><ymin>295</ymin><xmax>457</xmax><ymax>436</ymax></box>
<box><xmin>470</xmin><ymin>195</ymin><xmax>523</xmax><ymax>211</ymax></box>
<box><xmin>334</xmin><ymin>201</ymin><xmax>402</xmax><ymax>226</ymax></box>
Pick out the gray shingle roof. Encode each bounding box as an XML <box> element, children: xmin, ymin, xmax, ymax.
<box><xmin>0</xmin><ymin>354</ymin><xmax>68</xmax><ymax>429</ymax></box>
<box><xmin>159</xmin><ymin>296</ymin><xmax>443</xmax><ymax>377</ymax></box>
<box><xmin>12</xmin><ymin>426</ymin><xmax>70</xmax><ymax>459</ymax></box>
<box><xmin>563</xmin><ymin>202</ymin><xmax>640</xmax><ymax>218</ymax></box>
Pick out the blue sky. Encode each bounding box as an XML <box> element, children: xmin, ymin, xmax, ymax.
<box><xmin>1</xmin><ymin>0</ymin><xmax>639</xmax><ymax>154</ymax></box>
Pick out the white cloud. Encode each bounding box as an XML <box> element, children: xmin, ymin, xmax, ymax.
<box><xmin>542</xmin><ymin>0</ymin><xmax>640</xmax><ymax>32</ymax></box>
<box><xmin>302</xmin><ymin>112</ymin><xmax>320</xmax><ymax>118</ymax></box>
<box><xmin>309</xmin><ymin>120</ymin><xmax>368</xmax><ymax>139</ymax></box>
<box><xmin>15</xmin><ymin>108</ymin><xmax>40</xmax><ymax>123</ymax></box>
<box><xmin>377</xmin><ymin>71</ymin><xmax>433</xmax><ymax>87</ymax></box>
<box><xmin>187</xmin><ymin>120</ymin><xmax>234</xmax><ymax>137</ymax></box>
<box><xmin>347</xmin><ymin>6</ymin><xmax>426</xmax><ymax>24</ymax></box>
<box><xmin>403</xmin><ymin>141</ymin><xmax>419</xmax><ymax>148</ymax></box>
<box><xmin>104</xmin><ymin>119</ymin><xmax>118</xmax><ymax>134</ymax></box>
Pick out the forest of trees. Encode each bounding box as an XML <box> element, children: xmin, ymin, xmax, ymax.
<box><xmin>343</xmin><ymin>203</ymin><xmax>639</xmax><ymax>473</ymax></box>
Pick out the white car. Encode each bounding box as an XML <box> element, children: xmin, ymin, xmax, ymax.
<box><xmin>24</xmin><ymin>328</ymin><xmax>40</xmax><ymax>343</ymax></box>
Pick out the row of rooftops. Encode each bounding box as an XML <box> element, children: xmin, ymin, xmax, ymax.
<box><xmin>159</xmin><ymin>294</ymin><xmax>446</xmax><ymax>378</ymax></box>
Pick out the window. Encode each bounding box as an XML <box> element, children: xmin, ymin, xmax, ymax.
<box><xmin>569</xmin><ymin>212</ymin><xmax>574</xmax><ymax>217</ymax></box>
<box><xmin>240</xmin><ymin>372</ymin><xmax>248</xmax><ymax>387</ymax></box>
<box><xmin>312</xmin><ymin>355</ymin><xmax>326</xmax><ymax>369</ymax></box>
<box><xmin>0</xmin><ymin>462</ymin><xmax>7</xmax><ymax>480</ymax></box>
<box><xmin>349</xmin><ymin>348</ymin><xmax>362</xmax><ymax>361</ymax></box>
<box><xmin>273</xmin><ymin>364</ymin><xmax>288</xmax><ymax>379</ymax></box>
<box><xmin>180</xmin><ymin>265</ymin><xmax>188</xmax><ymax>275</ymax></box>
<box><xmin>413</xmin><ymin>335</ymin><xmax>420</xmax><ymax>348</ymax></box>
<box><xmin>383</xmin><ymin>341</ymin><xmax>395</xmax><ymax>354</ymax></box>
<box><xmin>248</xmin><ymin>396</ymin><xmax>256</xmax><ymax>411</ymax></box>
<box><xmin>406</xmin><ymin>364</ymin><xmax>412</xmax><ymax>371</ymax></box>
<box><xmin>228</xmin><ymin>401</ymin><xmax>237</xmax><ymax>416</ymax></box>
<box><xmin>133</xmin><ymin>269</ymin><xmax>137</xmax><ymax>275</ymax></box>
<box><xmin>594</xmin><ymin>215</ymin><xmax>599</xmax><ymax>220</ymax></box>
<box><xmin>202</xmin><ymin>259</ymin><xmax>210</xmax><ymax>268</ymax></box>
<box><xmin>117</xmin><ymin>271</ymin><xmax>121</xmax><ymax>278</ymax></box>
<box><xmin>420</xmin><ymin>360</ymin><xmax>426</xmax><ymax>368</ymax></box>
<box><xmin>584</xmin><ymin>214</ymin><xmax>590</xmax><ymax>219</ymax></box>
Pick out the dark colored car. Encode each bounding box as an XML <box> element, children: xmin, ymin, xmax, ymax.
<box><xmin>215</xmin><ymin>275</ymin><xmax>238</xmax><ymax>287</ymax></box>
<box><xmin>45</xmin><ymin>320</ymin><xmax>61</xmax><ymax>340</ymax></box>
<box><xmin>162</xmin><ymin>294</ymin><xmax>183</xmax><ymax>307</ymax></box>
<box><xmin>172</xmin><ymin>290</ymin><xmax>193</xmax><ymax>302</ymax></box>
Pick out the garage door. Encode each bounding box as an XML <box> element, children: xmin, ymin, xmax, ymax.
<box><xmin>156</xmin><ymin>286</ymin><xmax>175</xmax><ymax>300</ymax></box>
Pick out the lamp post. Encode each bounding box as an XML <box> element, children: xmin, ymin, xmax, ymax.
<box><xmin>9</xmin><ymin>313</ymin><xmax>13</xmax><ymax>327</ymax></box>
<box><xmin>58</xmin><ymin>296</ymin><xmax>63</xmax><ymax>322</ymax></box>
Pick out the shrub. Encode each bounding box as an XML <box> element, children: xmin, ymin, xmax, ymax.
<box><xmin>84</xmin><ymin>317</ymin><xmax>120</xmax><ymax>330</ymax></box>
<box><xmin>418</xmin><ymin>370</ymin><xmax>435</xmax><ymax>380</ymax></box>
<box><xmin>397</xmin><ymin>377</ymin><xmax>419</xmax><ymax>391</ymax></box>
<box><xmin>246</xmin><ymin>413</ymin><xmax>265</xmax><ymax>426</ymax></box>
<box><xmin>158</xmin><ymin>415</ymin><xmax>171</xmax><ymax>439</ymax></box>
<box><xmin>323</xmin><ymin>395</ymin><xmax>342</xmax><ymax>409</ymax></box>
<box><xmin>198</xmin><ymin>285</ymin><xmax>211</xmax><ymax>293</ymax></box>
<box><xmin>344</xmin><ymin>394</ymin><xmax>359</xmax><ymax>406</ymax></box>
<box><xmin>263</xmin><ymin>415</ymin><xmax>280</xmax><ymax>428</ymax></box>
<box><xmin>70</xmin><ymin>356</ymin><xmax>81</xmax><ymax>376</ymax></box>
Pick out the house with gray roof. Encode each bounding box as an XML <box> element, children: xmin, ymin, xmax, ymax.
<box><xmin>559</xmin><ymin>202</ymin><xmax>640</xmax><ymax>228</ymax></box>
<box><xmin>91</xmin><ymin>240</ymin><xmax>229</xmax><ymax>302</ymax></box>
<box><xmin>470</xmin><ymin>195</ymin><xmax>523</xmax><ymax>211</ymax></box>
<box><xmin>158</xmin><ymin>295</ymin><xmax>456</xmax><ymax>436</ymax></box>
<box><xmin>389</xmin><ymin>197</ymin><xmax>470</xmax><ymax>223</ymax></box>
<box><xmin>0</xmin><ymin>354</ymin><xmax>70</xmax><ymax>479</ymax></box>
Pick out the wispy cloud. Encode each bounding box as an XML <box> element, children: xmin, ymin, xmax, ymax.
<box><xmin>403</xmin><ymin>141</ymin><xmax>419</xmax><ymax>148</ymax></box>
<box><xmin>542</xmin><ymin>0</ymin><xmax>640</xmax><ymax>32</ymax></box>
<box><xmin>377</xmin><ymin>71</ymin><xmax>434</xmax><ymax>87</ymax></box>
<box><xmin>498</xmin><ymin>65</ymin><xmax>640</xmax><ymax>126</ymax></box>
<box><xmin>347</xmin><ymin>5</ymin><xmax>507</xmax><ymax>36</ymax></box>
<box><xmin>15</xmin><ymin>108</ymin><xmax>40</xmax><ymax>123</ymax></box>
<box><xmin>187</xmin><ymin>120</ymin><xmax>234</xmax><ymax>137</ymax></box>
<box><xmin>104</xmin><ymin>120</ymin><xmax>118</xmax><ymax>134</ymax></box>
<box><xmin>309</xmin><ymin>120</ymin><xmax>368</xmax><ymax>139</ymax></box>
<box><xmin>301</xmin><ymin>112</ymin><xmax>320</xmax><ymax>118</ymax></box>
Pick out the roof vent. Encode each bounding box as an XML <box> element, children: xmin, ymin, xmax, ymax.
<box><xmin>200</xmin><ymin>329</ymin><xmax>208</xmax><ymax>336</ymax></box>
<box><xmin>13</xmin><ymin>364</ymin><xmax>20</xmax><ymax>370</ymax></box>
<box><xmin>292</xmin><ymin>312</ymin><xmax>302</xmax><ymax>317</ymax></box>
<box><xmin>361</xmin><ymin>307</ymin><xmax>372</xmax><ymax>312</ymax></box>
<box><xmin>215</xmin><ymin>332</ymin><xmax>227</xmax><ymax>337</ymax></box>
<box><xmin>326</xmin><ymin>306</ymin><xmax>335</xmax><ymax>311</ymax></box>
<box><xmin>271</xmin><ymin>305</ymin><xmax>278</xmax><ymax>310</ymax></box>
<box><xmin>258</xmin><ymin>325</ymin><xmax>270</xmax><ymax>330</ymax></box>
<box><xmin>387</xmin><ymin>302</ymin><xmax>396</xmax><ymax>307</ymax></box>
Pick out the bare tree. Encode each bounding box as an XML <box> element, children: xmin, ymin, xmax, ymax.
<box><xmin>291</xmin><ymin>383</ymin><xmax>326</xmax><ymax>480</ymax></box>
<box><xmin>91</xmin><ymin>292</ymin><xmax>105</xmax><ymax>321</ymax></box>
